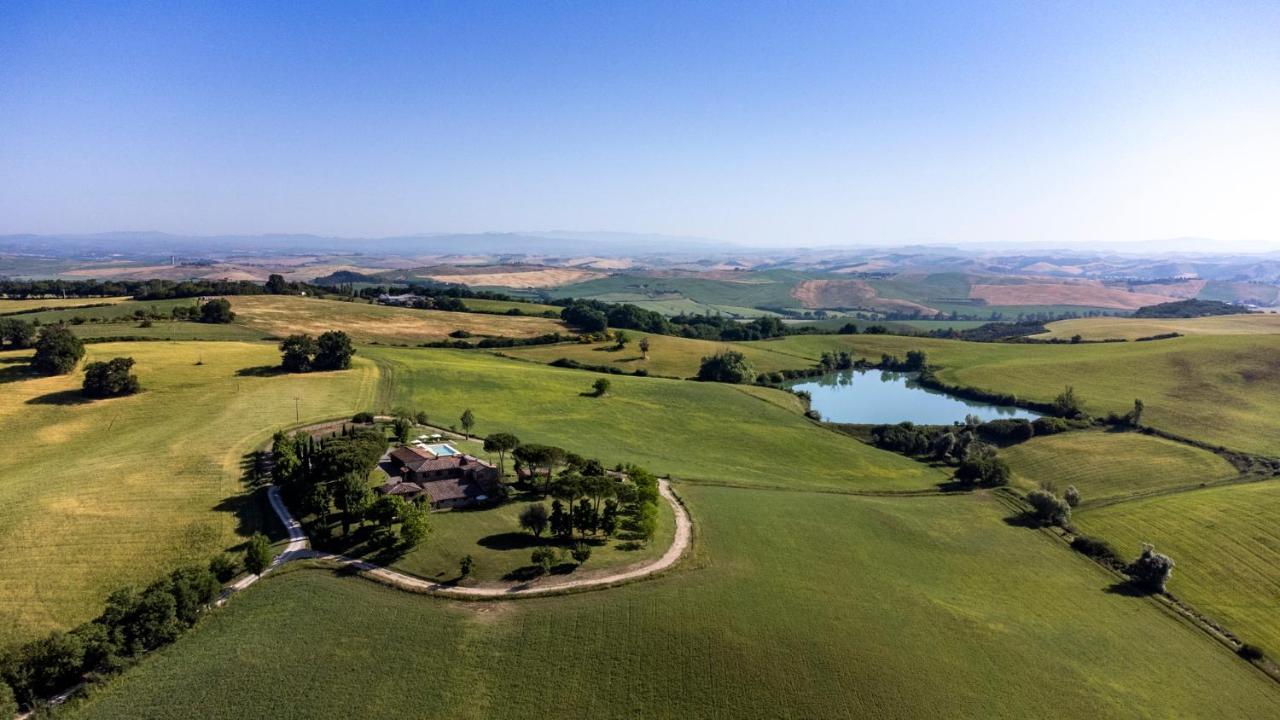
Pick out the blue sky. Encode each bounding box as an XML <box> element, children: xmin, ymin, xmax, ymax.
<box><xmin>1</xmin><ymin>1</ymin><xmax>1277</xmax><ymax>248</ymax></box>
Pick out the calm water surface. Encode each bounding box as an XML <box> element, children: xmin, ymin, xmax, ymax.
<box><xmin>786</xmin><ymin>369</ymin><xmax>1040</xmax><ymax>425</ymax></box>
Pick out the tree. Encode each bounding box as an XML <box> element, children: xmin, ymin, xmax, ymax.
<box><xmin>549</xmin><ymin>499</ymin><xmax>571</xmax><ymax>537</ymax></box>
<box><xmin>0</xmin><ymin>317</ymin><xmax>35</xmax><ymax>349</ymax></box>
<box><xmin>633</xmin><ymin>501</ymin><xmax>658</xmax><ymax>542</ymax></box>
<box><xmin>613</xmin><ymin>330</ymin><xmax>630</xmax><ymax>348</ymax></box>
<box><xmin>1127</xmin><ymin>543</ymin><xmax>1174</xmax><ymax>593</ymax></box>
<box><xmin>639</xmin><ymin>336</ymin><xmax>650</xmax><ymax>359</ymax></box>
<box><xmin>335</xmin><ymin>473</ymin><xmax>372</xmax><ymax>535</ymax></box>
<box><xmin>573</xmin><ymin>498</ymin><xmax>598</xmax><ymax>536</ymax></box>
<box><xmin>0</xmin><ymin>679</ymin><xmax>16</xmax><ymax>720</ymax></box>
<box><xmin>82</xmin><ymin>356</ymin><xmax>141</xmax><ymax>398</ymax></box>
<box><xmin>1064</xmin><ymin>485</ymin><xmax>1081</xmax><ymax>508</ymax></box>
<box><xmin>392</xmin><ymin>416</ymin><xmax>413</xmax><ymax>444</ymax></box>
<box><xmin>519</xmin><ymin>503</ymin><xmax>549</xmax><ymax>537</ymax></box>
<box><xmin>601</xmin><ymin>499</ymin><xmax>620</xmax><ymax>536</ymax></box>
<box><xmin>484</xmin><ymin>432</ymin><xmax>520</xmax><ymax>477</ymax></box>
<box><xmin>369</xmin><ymin>494</ymin><xmax>408</xmax><ymax>527</ymax></box>
<box><xmin>592</xmin><ymin>378</ymin><xmax>611</xmax><ymax>397</ymax></box>
<box><xmin>1026</xmin><ymin>489</ymin><xmax>1071</xmax><ymax>526</ymax></box>
<box><xmin>31</xmin><ymin>324</ymin><xmax>85</xmax><ymax>375</ymax></box>
<box><xmin>279</xmin><ymin>334</ymin><xmax>316</xmax><ymax>373</ymax></box>
<box><xmin>245</xmin><ymin>533</ymin><xmax>271</xmax><ymax>575</ymax></box>
<box><xmin>1052</xmin><ymin>386</ymin><xmax>1083</xmax><ymax>417</ymax></box>
<box><xmin>570</xmin><ymin>544</ymin><xmax>592</xmax><ymax>565</ymax></box>
<box><xmin>399</xmin><ymin>506</ymin><xmax>432</xmax><ymax>548</ymax></box>
<box><xmin>265</xmin><ymin>273</ymin><xmax>289</xmax><ymax>294</ymax></box>
<box><xmin>313</xmin><ymin>330</ymin><xmax>355</xmax><ymax>371</ymax></box>
<box><xmin>460</xmin><ymin>408</ymin><xmax>475</xmax><ymax>439</ymax></box>
<box><xmin>697</xmin><ymin>350</ymin><xmax>756</xmax><ymax>384</ymax></box>
<box><xmin>199</xmin><ymin>298</ymin><xmax>235</xmax><ymax>324</ymax></box>
<box><xmin>1130</xmin><ymin>398</ymin><xmax>1145</xmax><ymax>426</ymax></box>
<box><xmin>414</xmin><ymin>410</ymin><xmax>430</xmax><ymax>425</ymax></box>
<box><xmin>561</xmin><ymin>304</ymin><xmax>607</xmax><ymax>332</ymax></box>
<box><xmin>209</xmin><ymin>553</ymin><xmax>240</xmax><ymax>582</ymax></box>
<box><xmin>459</xmin><ymin>554</ymin><xmax>474</xmax><ymax>578</ymax></box>
<box><xmin>531</xmin><ymin>547</ymin><xmax>558</xmax><ymax>575</ymax></box>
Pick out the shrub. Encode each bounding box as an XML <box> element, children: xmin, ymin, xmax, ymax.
<box><xmin>449</xmin><ymin>329</ymin><xmax>472</xmax><ymax>338</ymax></box>
<box><xmin>570</xmin><ymin>544</ymin><xmax>592</xmax><ymax>565</ymax></box>
<box><xmin>1026</xmin><ymin>489</ymin><xmax>1071</xmax><ymax>526</ymax></box>
<box><xmin>1238</xmin><ymin>644</ymin><xmax>1266</xmax><ymax>662</ymax></box>
<box><xmin>1063</xmin><ymin>485</ymin><xmax>1081</xmax><ymax>508</ymax></box>
<box><xmin>82</xmin><ymin>357</ymin><xmax>141</xmax><ymax>398</ymax></box>
<box><xmin>351</xmin><ymin>412</ymin><xmax>375</xmax><ymax>424</ymax></box>
<box><xmin>1127</xmin><ymin>543</ymin><xmax>1175</xmax><ymax>593</ymax></box>
<box><xmin>976</xmin><ymin>419</ymin><xmax>1034</xmax><ymax>445</ymax></box>
<box><xmin>198</xmin><ymin>298</ymin><xmax>235</xmax><ymax>324</ymax></box>
<box><xmin>696</xmin><ymin>350</ymin><xmax>756</xmax><ymax>384</ymax></box>
<box><xmin>955</xmin><ymin>454</ymin><xmax>1011</xmax><ymax>487</ymax></box>
<box><xmin>208</xmin><ymin>553</ymin><xmax>240</xmax><ymax>582</ymax></box>
<box><xmin>1070</xmin><ymin>534</ymin><xmax>1121</xmax><ymax>565</ymax></box>
<box><xmin>531</xmin><ymin>547</ymin><xmax>558</xmax><ymax>575</ymax></box>
<box><xmin>31</xmin><ymin>324</ymin><xmax>85</xmax><ymax>375</ymax></box>
<box><xmin>1032</xmin><ymin>417</ymin><xmax>1071</xmax><ymax>435</ymax></box>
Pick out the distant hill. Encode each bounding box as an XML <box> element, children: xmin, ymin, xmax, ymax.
<box><xmin>1132</xmin><ymin>299</ymin><xmax>1251</xmax><ymax>318</ymax></box>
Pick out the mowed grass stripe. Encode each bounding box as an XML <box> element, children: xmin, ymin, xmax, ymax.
<box><xmin>1002</xmin><ymin>430</ymin><xmax>1238</xmax><ymax>503</ymax></box>
<box><xmin>366</xmin><ymin>346</ymin><xmax>946</xmax><ymax>492</ymax></box>
<box><xmin>0</xmin><ymin>341</ymin><xmax>377</xmax><ymax>645</ymax></box>
<box><xmin>66</xmin><ymin>487</ymin><xmax>1280</xmax><ymax>719</ymax></box>
<box><xmin>1076</xmin><ymin>479</ymin><xmax>1280</xmax><ymax>655</ymax></box>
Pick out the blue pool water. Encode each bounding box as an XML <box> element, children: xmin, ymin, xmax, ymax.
<box><xmin>425</xmin><ymin>444</ymin><xmax>459</xmax><ymax>456</ymax></box>
<box><xmin>785</xmin><ymin>369</ymin><xmax>1039</xmax><ymax>425</ymax></box>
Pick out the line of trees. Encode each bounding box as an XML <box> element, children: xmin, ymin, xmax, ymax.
<box><xmin>0</xmin><ymin>550</ymin><xmax>245</xmax><ymax>713</ymax></box>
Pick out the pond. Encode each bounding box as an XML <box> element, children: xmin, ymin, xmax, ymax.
<box><xmin>785</xmin><ymin>369</ymin><xmax>1040</xmax><ymax>425</ymax></box>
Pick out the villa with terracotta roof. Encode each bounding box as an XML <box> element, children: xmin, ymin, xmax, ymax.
<box><xmin>377</xmin><ymin>443</ymin><xmax>500</xmax><ymax>510</ymax></box>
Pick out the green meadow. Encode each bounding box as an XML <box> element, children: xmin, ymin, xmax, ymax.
<box><xmin>501</xmin><ymin>331</ymin><xmax>808</xmax><ymax>379</ymax></box>
<box><xmin>1002</xmin><ymin>430</ymin><xmax>1238</xmax><ymax>503</ymax></box>
<box><xmin>0</xmin><ymin>341</ymin><xmax>377</xmax><ymax>646</ymax></box>
<box><xmin>65</xmin><ymin>486</ymin><xmax>1280</xmax><ymax>720</ymax></box>
<box><xmin>369</xmin><ymin>346</ymin><xmax>943</xmax><ymax>492</ymax></box>
<box><xmin>1076</xmin><ymin>480</ymin><xmax>1280</xmax><ymax>656</ymax></box>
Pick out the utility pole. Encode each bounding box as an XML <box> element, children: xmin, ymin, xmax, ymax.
<box><xmin>294</xmin><ymin>397</ymin><xmax>300</xmax><ymax>424</ymax></box>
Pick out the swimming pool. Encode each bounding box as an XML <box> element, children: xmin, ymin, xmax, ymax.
<box><xmin>424</xmin><ymin>443</ymin><xmax>460</xmax><ymax>456</ymax></box>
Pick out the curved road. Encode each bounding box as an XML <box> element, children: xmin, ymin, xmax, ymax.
<box><xmin>223</xmin><ymin>479</ymin><xmax>691</xmax><ymax>602</ymax></box>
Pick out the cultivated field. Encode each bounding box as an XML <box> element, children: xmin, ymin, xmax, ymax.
<box><xmin>368</xmin><ymin>347</ymin><xmax>944</xmax><ymax>492</ymax></box>
<box><xmin>228</xmin><ymin>295</ymin><xmax>568</xmax><ymax>343</ymax></box>
<box><xmin>1036</xmin><ymin>313</ymin><xmax>1280</xmax><ymax>340</ymax></box>
<box><xmin>461</xmin><ymin>298</ymin><xmax>561</xmax><ymax>315</ymax></box>
<box><xmin>65</xmin><ymin>487</ymin><xmax>1280</xmax><ymax>719</ymax></box>
<box><xmin>0</xmin><ymin>297</ymin><xmax>131</xmax><ymax>314</ymax></box>
<box><xmin>968</xmin><ymin>280</ymin><xmax>1173</xmax><ymax>310</ymax></box>
<box><xmin>1076</xmin><ymin>480</ymin><xmax>1280</xmax><ymax>655</ymax></box>
<box><xmin>1002</xmin><ymin>430</ymin><xmax>1238</xmax><ymax>503</ymax></box>
<box><xmin>0</xmin><ymin>341</ymin><xmax>377</xmax><ymax>645</ymax></box>
<box><xmin>752</xmin><ymin>334</ymin><xmax>1280</xmax><ymax>456</ymax></box>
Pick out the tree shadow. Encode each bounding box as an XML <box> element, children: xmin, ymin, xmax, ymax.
<box><xmin>0</xmin><ymin>355</ymin><xmax>31</xmax><ymax>365</ymax></box>
<box><xmin>549</xmin><ymin>562</ymin><xmax>577</xmax><ymax>575</ymax></box>
<box><xmin>1103</xmin><ymin>580</ymin><xmax>1150</xmax><ymax>597</ymax></box>
<box><xmin>213</xmin><ymin>487</ymin><xmax>283</xmax><ymax>542</ymax></box>
<box><xmin>502</xmin><ymin>565</ymin><xmax>544</xmax><ymax>582</ymax></box>
<box><xmin>934</xmin><ymin>479</ymin><xmax>976</xmax><ymax>493</ymax></box>
<box><xmin>236</xmin><ymin>365</ymin><xmax>288</xmax><ymax>378</ymax></box>
<box><xmin>616</xmin><ymin>540</ymin><xmax>645</xmax><ymax>552</ymax></box>
<box><xmin>0</xmin><ymin>363</ymin><xmax>37</xmax><ymax>384</ymax></box>
<box><xmin>477</xmin><ymin>532</ymin><xmax>542</xmax><ymax>551</ymax></box>
<box><xmin>1001</xmin><ymin>512</ymin><xmax>1043</xmax><ymax>529</ymax></box>
<box><xmin>25</xmin><ymin>389</ymin><xmax>92</xmax><ymax>405</ymax></box>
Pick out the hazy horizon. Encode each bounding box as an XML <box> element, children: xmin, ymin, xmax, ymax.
<box><xmin>2</xmin><ymin>1</ymin><xmax>1278</xmax><ymax>250</ymax></box>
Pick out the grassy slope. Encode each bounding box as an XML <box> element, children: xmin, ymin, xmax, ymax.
<box><xmin>1002</xmin><ymin>430</ymin><xmax>1238</xmax><ymax>503</ymax></box>
<box><xmin>368</xmin><ymin>347</ymin><xmax>944</xmax><ymax>492</ymax></box>
<box><xmin>0</xmin><ymin>297</ymin><xmax>131</xmax><ymax>314</ymax></box>
<box><xmin>15</xmin><ymin>298</ymin><xmax>199</xmax><ymax>324</ymax></box>
<box><xmin>1076</xmin><ymin>480</ymin><xmax>1280</xmax><ymax>655</ymax></box>
<box><xmin>0</xmin><ymin>341</ymin><xmax>377</xmax><ymax>646</ymax></box>
<box><xmin>461</xmin><ymin>297</ymin><xmax>561</xmax><ymax>314</ymax></box>
<box><xmin>500</xmin><ymin>331</ymin><xmax>809</xmax><ymax>378</ymax></box>
<box><xmin>752</xmin><ymin>333</ymin><xmax>1280</xmax><ymax>456</ymax></box>
<box><xmin>551</xmin><ymin>271</ymin><xmax>806</xmax><ymax>309</ymax></box>
<box><xmin>68</xmin><ymin>321</ymin><xmax>268</xmax><ymax>342</ymax></box>
<box><xmin>228</xmin><ymin>295</ymin><xmax>568</xmax><ymax>343</ymax></box>
<box><xmin>387</xmin><ymin>491</ymin><xmax>675</xmax><ymax>583</ymax></box>
<box><xmin>68</xmin><ymin>486</ymin><xmax>1280</xmax><ymax>720</ymax></box>
<box><xmin>1037</xmin><ymin>313</ymin><xmax>1280</xmax><ymax>340</ymax></box>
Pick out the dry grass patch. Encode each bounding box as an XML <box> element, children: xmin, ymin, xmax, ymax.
<box><xmin>229</xmin><ymin>295</ymin><xmax>567</xmax><ymax>343</ymax></box>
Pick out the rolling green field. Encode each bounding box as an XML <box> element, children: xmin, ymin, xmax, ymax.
<box><xmin>386</xmin><ymin>491</ymin><xmax>675</xmax><ymax>584</ymax></box>
<box><xmin>461</xmin><ymin>297</ymin><xmax>561</xmax><ymax>315</ymax></box>
<box><xmin>1076</xmin><ymin>480</ymin><xmax>1280</xmax><ymax>655</ymax></box>
<box><xmin>228</xmin><ymin>295</ymin><xmax>568</xmax><ymax>344</ymax></box>
<box><xmin>750</xmin><ymin>333</ymin><xmax>1280</xmax><ymax>456</ymax></box>
<box><xmin>67</xmin><ymin>321</ymin><xmax>269</xmax><ymax>342</ymax></box>
<box><xmin>0</xmin><ymin>341</ymin><xmax>377</xmax><ymax>646</ymax></box>
<box><xmin>13</xmin><ymin>298</ymin><xmax>199</xmax><ymax>324</ymax></box>
<box><xmin>500</xmin><ymin>331</ymin><xmax>810</xmax><ymax>379</ymax></box>
<box><xmin>0</xmin><ymin>297</ymin><xmax>131</xmax><ymax>314</ymax></box>
<box><xmin>1036</xmin><ymin>313</ymin><xmax>1280</xmax><ymax>340</ymax></box>
<box><xmin>369</xmin><ymin>347</ymin><xmax>943</xmax><ymax>492</ymax></box>
<box><xmin>551</xmin><ymin>270</ymin><xmax>809</xmax><ymax>311</ymax></box>
<box><xmin>1002</xmin><ymin>430</ymin><xmax>1238</xmax><ymax>503</ymax></box>
<box><xmin>66</xmin><ymin>486</ymin><xmax>1280</xmax><ymax>720</ymax></box>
